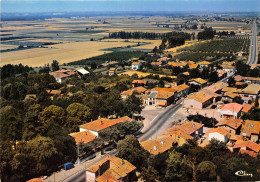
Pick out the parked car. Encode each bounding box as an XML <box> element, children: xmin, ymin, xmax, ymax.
<box><xmin>64</xmin><ymin>162</ymin><xmax>74</xmax><ymax>170</ymax></box>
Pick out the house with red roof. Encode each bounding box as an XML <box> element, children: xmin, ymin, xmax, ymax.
<box><xmin>241</xmin><ymin>120</ymin><xmax>260</xmax><ymax>143</ymax></box>
<box><xmin>86</xmin><ymin>156</ymin><xmax>136</xmax><ymax>182</ymax></box>
<box><xmin>207</xmin><ymin>128</ymin><xmax>229</xmax><ymax>143</ymax></box>
<box><xmin>242</xmin><ymin>103</ymin><xmax>253</xmax><ymax>113</ymax></box>
<box><xmin>172</xmin><ymin>84</ymin><xmax>190</xmax><ymax>99</ymax></box>
<box><xmin>69</xmin><ymin>131</ymin><xmax>97</xmax><ymax>146</ymax></box>
<box><xmin>233</xmin><ymin>140</ymin><xmax>260</xmax><ymax>158</ymax></box>
<box><xmin>216</xmin><ymin>118</ymin><xmax>243</xmax><ymax>135</ymax></box>
<box><xmin>132</xmin><ymin>80</ymin><xmax>147</xmax><ymax>87</ymax></box>
<box><xmin>79</xmin><ymin>117</ymin><xmax>132</xmax><ymax>137</ymax></box>
<box><xmin>131</xmin><ymin>62</ymin><xmax>142</xmax><ymax>70</ymax></box>
<box><xmin>218</xmin><ymin>103</ymin><xmax>243</xmax><ymax>119</ymax></box>
<box><xmin>141</xmin><ymin>136</ymin><xmax>176</xmax><ymax>155</ymax></box>
<box><xmin>169</xmin><ymin>122</ymin><xmax>204</xmax><ymax>139</ymax></box>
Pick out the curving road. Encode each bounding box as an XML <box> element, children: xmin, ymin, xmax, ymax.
<box><xmin>248</xmin><ymin>20</ymin><xmax>258</xmax><ymax>65</ymax></box>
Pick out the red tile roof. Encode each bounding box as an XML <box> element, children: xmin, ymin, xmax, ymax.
<box><xmin>69</xmin><ymin>131</ymin><xmax>96</xmax><ymax>145</ymax></box>
<box><xmin>172</xmin><ymin>84</ymin><xmax>190</xmax><ymax>93</ymax></box>
<box><xmin>27</xmin><ymin>178</ymin><xmax>45</xmax><ymax>182</ymax></box>
<box><xmin>87</xmin><ymin>156</ymin><xmax>136</xmax><ymax>181</ymax></box>
<box><xmin>132</xmin><ymin>62</ymin><xmax>141</xmax><ymax>65</ymax></box>
<box><xmin>233</xmin><ymin>140</ymin><xmax>260</xmax><ymax>153</ymax></box>
<box><xmin>207</xmin><ymin>127</ymin><xmax>229</xmax><ymax>136</ymax></box>
<box><xmin>241</xmin><ymin>120</ymin><xmax>260</xmax><ymax>137</ymax></box>
<box><xmin>169</xmin><ymin>122</ymin><xmax>203</xmax><ymax>135</ymax></box>
<box><xmin>141</xmin><ymin>136</ymin><xmax>176</xmax><ymax>155</ymax></box>
<box><xmin>242</xmin><ymin>103</ymin><xmax>253</xmax><ymax>113</ymax></box>
<box><xmin>132</xmin><ymin>80</ymin><xmax>147</xmax><ymax>84</ymax></box>
<box><xmin>216</xmin><ymin>118</ymin><xmax>242</xmax><ymax>130</ymax></box>
<box><xmin>221</xmin><ymin>103</ymin><xmax>243</xmax><ymax>113</ymax></box>
<box><xmin>80</xmin><ymin>117</ymin><xmax>132</xmax><ymax>132</ymax></box>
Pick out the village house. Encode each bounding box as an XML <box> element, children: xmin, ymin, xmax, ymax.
<box><xmin>169</xmin><ymin>122</ymin><xmax>204</xmax><ymax>139</ymax></box>
<box><xmin>131</xmin><ymin>62</ymin><xmax>142</xmax><ymax>70</ymax></box>
<box><xmin>141</xmin><ymin>136</ymin><xmax>176</xmax><ymax>155</ymax></box>
<box><xmin>217</xmin><ymin>69</ymin><xmax>227</xmax><ymax>79</ymax></box>
<box><xmin>168</xmin><ymin>62</ymin><xmax>187</xmax><ymax>68</ymax></box>
<box><xmin>164</xmin><ymin>128</ymin><xmax>193</xmax><ymax>146</ymax></box>
<box><xmin>151</xmin><ymin>62</ymin><xmax>162</xmax><ymax>66</ymax></box>
<box><xmin>222</xmin><ymin>92</ymin><xmax>240</xmax><ymax>102</ymax></box>
<box><xmin>221</xmin><ymin>65</ymin><xmax>235</xmax><ymax>75</ymax></box>
<box><xmin>120</xmin><ymin>86</ymin><xmax>147</xmax><ymax>99</ymax></box>
<box><xmin>50</xmin><ymin>69</ymin><xmax>75</xmax><ymax>83</ymax></box>
<box><xmin>69</xmin><ymin>131</ymin><xmax>97</xmax><ymax>146</ymax></box>
<box><xmin>145</xmin><ymin>87</ymin><xmax>176</xmax><ymax>107</ymax></box>
<box><xmin>183</xmin><ymin>91</ymin><xmax>214</xmax><ymax>109</ymax></box>
<box><xmin>221</xmin><ymin>87</ymin><xmax>242</xmax><ymax>95</ymax></box>
<box><xmin>203</xmin><ymin>82</ymin><xmax>228</xmax><ymax>94</ymax></box>
<box><xmin>74</xmin><ymin>67</ymin><xmax>90</xmax><ymax>76</ymax></box>
<box><xmin>188</xmin><ymin>78</ymin><xmax>207</xmax><ymax>88</ymax></box>
<box><xmin>132</xmin><ymin>80</ymin><xmax>147</xmax><ymax>87</ymax></box>
<box><xmin>198</xmin><ymin>61</ymin><xmax>212</xmax><ymax>68</ymax></box>
<box><xmin>216</xmin><ymin>118</ymin><xmax>243</xmax><ymax>135</ymax></box>
<box><xmin>79</xmin><ymin>116</ymin><xmax>132</xmax><ymax>137</ymax></box>
<box><xmin>218</xmin><ymin>103</ymin><xmax>243</xmax><ymax>119</ymax></box>
<box><xmin>157</xmin><ymin>57</ymin><xmax>171</xmax><ymax>63</ymax></box>
<box><xmin>235</xmin><ymin>75</ymin><xmax>260</xmax><ymax>84</ymax></box>
<box><xmin>188</xmin><ymin>63</ymin><xmax>199</xmax><ymax>69</ymax></box>
<box><xmin>241</xmin><ymin>120</ymin><xmax>260</xmax><ymax>142</ymax></box>
<box><xmin>233</xmin><ymin>140</ymin><xmax>260</xmax><ymax>158</ymax></box>
<box><xmin>108</xmin><ymin>67</ymin><xmax>116</xmax><ymax>75</ymax></box>
<box><xmin>239</xmin><ymin>84</ymin><xmax>260</xmax><ymax>100</ymax></box>
<box><xmin>172</xmin><ymin>84</ymin><xmax>190</xmax><ymax>99</ymax></box>
<box><xmin>86</xmin><ymin>156</ymin><xmax>136</xmax><ymax>182</ymax></box>
<box><xmin>207</xmin><ymin>128</ymin><xmax>229</xmax><ymax>143</ymax></box>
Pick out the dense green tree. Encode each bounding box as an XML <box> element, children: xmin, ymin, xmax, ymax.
<box><xmin>23</xmin><ymin>104</ymin><xmax>43</xmax><ymax>141</ymax></box>
<box><xmin>235</xmin><ymin>60</ymin><xmax>250</xmax><ymax>76</ymax></box>
<box><xmin>165</xmin><ymin>150</ymin><xmax>192</xmax><ymax>181</ymax></box>
<box><xmin>117</xmin><ymin>135</ymin><xmax>149</xmax><ymax>170</ymax></box>
<box><xmin>228</xmin><ymin>77</ymin><xmax>236</xmax><ymax>87</ymax></box>
<box><xmin>124</xmin><ymin>94</ymin><xmax>142</xmax><ymax>116</ymax></box>
<box><xmin>66</xmin><ymin>103</ymin><xmax>91</xmax><ymax>121</ymax></box>
<box><xmin>27</xmin><ymin>136</ymin><xmax>58</xmax><ymax>174</ymax></box>
<box><xmin>205</xmin><ymin>138</ymin><xmax>230</xmax><ymax>157</ymax></box>
<box><xmin>140</xmin><ymin>166</ymin><xmax>158</xmax><ymax>182</ymax></box>
<box><xmin>197</xmin><ymin>161</ymin><xmax>217</xmax><ymax>181</ymax></box>
<box><xmin>209</xmin><ymin>70</ymin><xmax>219</xmax><ymax>82</ymax></box>
<box><xmin>51</xmin><ymin>60</ymin><xmax>59</xmax><ymax>71</ymax></box>
<box><xmin>0</xmin><ymin>106</ymin><xmax>23</xmax><ymax>146</ymax></box>
<box><xmin>241</xmin><ymin>108</ymin><xmax>260</xmax><ymax>121</ymax></box>
<box><xmin>39</xmin><ymin>105</ymin><xmax>66</xmax><ymax>128</ymax></box>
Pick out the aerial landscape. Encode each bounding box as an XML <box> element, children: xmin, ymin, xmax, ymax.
<box><xmin>0</xmin><ymin>0</ymin><xmax>260</xmax><ymax>182</ymax></box>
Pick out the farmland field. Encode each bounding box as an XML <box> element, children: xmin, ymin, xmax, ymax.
<box><xmin>0</xmin><ymin>17</ymin><xmax>253</xmax><ymax>67</ymax></box>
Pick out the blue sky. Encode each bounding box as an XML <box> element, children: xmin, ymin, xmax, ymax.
<box><xmin>1</xmin><ymin>0</ymin><xmax>259</xmax><ymax>13</ymax></box>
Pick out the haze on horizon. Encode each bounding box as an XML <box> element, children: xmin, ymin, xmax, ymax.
<box><xmin>1</xmin><ymin>0</ymin><xmax>260</xmax><ymax>13</ymax></box>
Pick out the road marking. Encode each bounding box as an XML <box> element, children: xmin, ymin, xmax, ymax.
<box><xmin>151</xmin><ymin>114</ymin><xmax>159</xmax><ymax>123</ymax></box>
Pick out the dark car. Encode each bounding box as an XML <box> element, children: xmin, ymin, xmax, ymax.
<box><xmin>64</xmin><ymin>162</ymin><xmax>74</xmax><ymax>170</ymax></box>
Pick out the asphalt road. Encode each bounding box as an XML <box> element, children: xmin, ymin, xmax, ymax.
<box><xmin>248</xmin><ymin>20</ymin><xmax>258</xmax><ymax>66</ymax></box>
<box><xmin>66</xmin><ymin>102</ymin><xmax>182</xmax><ymax>182</ymax></box>
<box><xmin>139</xmin><ymin>102</ymin><xmax>182</xmax><ymax>142</ymax></box>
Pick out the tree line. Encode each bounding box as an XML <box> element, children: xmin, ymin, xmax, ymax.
<box><xmin>0</xmin><ymin>64</ymin><xmax>143</xmax><ymax>181</ymax></box>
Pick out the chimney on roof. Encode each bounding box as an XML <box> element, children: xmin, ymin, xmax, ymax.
<box><xmin>235</xmin><ymin>123</ymin><xmax>237</xmax><ymax>127</ymax></box>
<box><xmin>192</xmin><ymin>124</ymin><xmax>195</xmax><ymax>128</ymax></box>
<box><xmin>251</xmin><ymin>124</ymin><xmax>254</xmax><ymax>127</ymax></box>
<box><xmin>161</xmin><ymin>141</ymin><xmax>164</xmax><ymax>145</ymax></box>
<box><xmin>121</xmin><ymin>159</ymin><xmax>125</xmax><ymax>165</ymax></box>
<box><xmin>153</xmin><ymin>146</ymin><xmax>157</xmax><ymax>150</ymax></box>
<box><xmin>101</xmin><ymin>120</ymin><xmax>103</xmax><ymax>125</ymax></box>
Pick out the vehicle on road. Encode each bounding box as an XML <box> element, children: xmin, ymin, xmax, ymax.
<box><xmin>64</xmin><ymin>162</ymin><xmax>74</xmax><ymax>170</ymax></box>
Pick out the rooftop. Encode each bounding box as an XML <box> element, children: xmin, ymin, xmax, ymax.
<box><xmin>234</xmin><ymin>140</ymin><xmax>260</xmax><ymax>153</ymax></box>
<box><xmin>241</xmin><ymin>120</ymin><xmax>260</xmax><ymax>137</ymax></box>
<box><xmin>199</xmin><ymin>61</ymin><xmax>211</xmax><ymax>65</ymax></box>
<box><xmin>220</xmin><ymin>103</ymin><xmax>243</xmax><ymax>113</ymax></box>
<box><xmin>216</xmin><ymin>118</ymin><xmax>243</xmax><ymax>130</ymax></box>
<box><xmin>189</xmin><ymin>78</ymin><xmax>207</xmax><ymax>85</ymax></box>
<box><xmin>242</xmin><ymin>103</ymin><xmax>253</xmax><ymax>113</ymax></box>
<box><xmin>242</xmin><ymin>84</ymin><xmax>260</xmax><ymax>95</ymax></box>
<box><xmin>207</xmin><ymin>127</ymin><xmax>229</xmax><ymax>136</ymax></box>
<box><xmin>86</xmin><ymin>156</ymin><xmax>136</xmax><ymax>180</ymax></box>
<box><xmin>141</xmin><ymin>136</ymin><xmax>176</xmax><ymax>155</ymax></box>
<box><xmin>69</xmin><ymin>131</ymin><xmax>96</xmax><ymax>145</ymax></box>
<box><xmin>80</xmin><ymin>116</ymin><xmax>132</xmax><ymax>132</ymax></box>
<box><xmin>185</xmin><ymin>90</ymin><xmax>214</xmax><ymax>104</ymax></box>
<box><xmin>169</xmin><ymin>122</ymin><xmax>204</xmax><ymax>135</ymax></box>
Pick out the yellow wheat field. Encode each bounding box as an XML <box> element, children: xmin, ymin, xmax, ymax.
<box><xmin>0</xmin><ymin>41</ymin><xmax>137</xmax><ymax>67</ymax></box>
